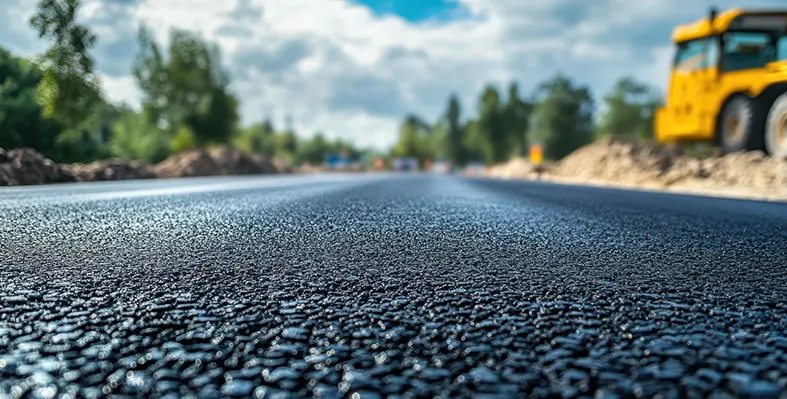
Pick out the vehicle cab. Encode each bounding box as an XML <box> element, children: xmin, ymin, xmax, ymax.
<box><xmin>655</xmin><ymin>8</ymin><xmax>787</xmax><ymax>157</ymax></box>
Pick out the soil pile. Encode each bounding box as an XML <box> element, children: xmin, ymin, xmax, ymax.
<box><xmin>65</xmin><ymin>159</ymin><xmax>157</xmax><ymax>182</ymax></box>
<box><xmin>154</xmin><ymin>149</ymin><xmax>223</xmax><ymax>178</ymax></box>
<box><xmin>488</xmin><ymin>137</ymin><xmax>787</xmax><ymax>200</ymax></box>
<box><xmin>0</xmin><ymin>148</ymin><xmax>74</xmax><ymax>186</ymax></box>
<box><xmin>0</xmin><ymin>146</ymin><xmax>289</xmax><ymax>186</ymax></box>
<box><xmin>549</xmin><ymin>137</ymin><xmax>686</xmax><ymax>188</ymax></box>
<box><xmin>295</xmin><ymin>163</ymin><xmax>326</xmax><ymax>174</ymax></box>
<box><xmin>675</xmin><ymin>151</ymin><xmax>787</xmax><ymax>197</ymax></box>
<box><xmin>209</xmin><ymin>146</ymin><xmax>278</xmax><ymax>175</ymax></box>
<box><xmin>271</xmin><ymin>158</ymin><xmax>294</xmax><ymax>174</ymax></box>
<box><xmin>486</xmin><ymin>157</ymin><xmax>548</xmax><ymax>179</ymax></box>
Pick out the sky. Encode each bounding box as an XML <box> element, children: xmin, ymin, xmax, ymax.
<box><xmin>1</xmin><ymin>0</ymin><xmax>783</xmax><ymax>149</ymax></box>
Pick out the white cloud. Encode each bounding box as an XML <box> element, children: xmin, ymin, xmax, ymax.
<box><xmin>1</xmin><ymin>0</ymin><xmax>784</xmax><ymax>150</ymax></box>
<box><xmin>98</xmin><ymin>73</ymin><xmax>142</xmax><ymax>109</ymax></box>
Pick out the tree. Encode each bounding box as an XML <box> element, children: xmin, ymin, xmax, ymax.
<box><xmin>257</xmin><ymin>119</ymin><xmax>276</xmax><ymax>156</ymax></box>
<box><xmin>476</xmin><ymin>85</ymin><xmax>508</xmax><ymax>164</ymax></box>
<box><xmin>531</xmin><ymin>74</ymin><xmax>595</xmax><ymax>160</ymax></box>
<box><xmin>132</xmin><ymin>26</ymin><xmax>168</xmax><ymax>129</ymax></box>
<box><xmin>133</xmin><ymin>26</ymin><xmax>239</xmax><ymax>146</ymax></box>
<box><xmin>461</xmin><ymin>119</ymin><xmax>486</xmax><ymax>163</ymax></box>
<box><xmin>30</xmin><ymin>0</ymin><xmax>101</xmax><ymax>129</ymax></box>
<box><xmin>443</xmin><ymin>94</ymin><xmax>465</xmax><ymax>165</ymax></box>
<box><xmin>107</xmin><ymin>108</ymin><xmax>171</xmax><ymax>163</ymax></box>
<box><xmin>0</xmin><ymin>46</ymin><xmax>61</xmax><ymax>154</ymax></box>
<box><xmin>276</xmin><ymin>130</ymin><xmax>298</xmax><ymax>159</ymax></box>
<box><xmin>231</xmin><ymin>119</ymin><xmax>280</xmax><ymax>157</ymax></box>
<box><xmin>598</xmin><ymin>77</ymin><xmax>662</xmax><ymax>140</ymax></box>
<box><xmin>392</xmin><ymin>114</ymin><xmax>432</xmax><ymax>161</ymax></box>
<box><xmin>502</xmin><ymin>82</ymin><xmax>532</xmax><ymax>156</ymax></box>
<box><xmin>296</xmin><ymin>132</ymin><xmax>329</xmax><ymax>164</ymax></box>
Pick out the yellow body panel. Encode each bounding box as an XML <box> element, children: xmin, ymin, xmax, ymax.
<box><xmin>655</xmin><ymin>8</ymin><xmax>787</xmax><ymax>144</ymax></box>
<box><xmin>672</xmin><ymin>9</ymin><xmax>743</xmax><ymax>43</ymax></box>
<box><xmin>656</xmin><ymin>63</ymin><xmax>787</xmax><ymax>142</ymax></box>
<box><xmin>672</xmin><ymin>9</ymin><xmax>787</xmax><ymax>43</ymax></box>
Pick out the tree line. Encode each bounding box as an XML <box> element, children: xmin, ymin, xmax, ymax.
<box><xmin>0</xmin><ymin>0</ymin><xmax>364</xmax><ymax>165</ymax></box>
<box><xmin>391</xmin><ymin>76</ymin><xmax>663</xmax><ymax>166</ymax></box>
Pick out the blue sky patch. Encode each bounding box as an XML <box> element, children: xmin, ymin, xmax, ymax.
<box><xmin>351</xmin><ymin>0</ymin><xmax>470</xmax><ymax>23</ymax></box>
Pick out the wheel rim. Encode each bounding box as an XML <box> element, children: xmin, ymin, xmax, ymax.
<box><xmin>724</xmin><ymin>113</ymin><xmax>743</xmax><ymax>144</ymax></box>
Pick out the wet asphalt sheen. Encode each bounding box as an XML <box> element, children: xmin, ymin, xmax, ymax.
<box><xmin>1</xmin><ymin>174</ymin><xmax>787</xmax><ymax>399</ymax></box>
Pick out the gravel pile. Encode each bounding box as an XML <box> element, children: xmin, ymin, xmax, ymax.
<box><xmin>271</xmin><ymin>158</ymin><xmax>294</xmax><ymax>174</ymax></box>
<box><xmin>486</xmin><ymin>157</ymin><xmax>548</xmax><ymax>179</ymax></box>
<box><xmin>488</xmin><ymin>138</ymin><xmax>787</xmax><ymax>200</ymax></box>
<box><xmin>0</xmin><ymin>146</ymin><xmax>288</xmax><ymax>186</ymax></box>
<box><xmin>209</xmin><ymin>146</ymin><xmax>278</xmax><ymax>175</ymax></box>
<box><xmin>682</xmin><ymin>151</ymin><xmax>787</xmax><ymax>193</ymax></box>
<box><xmin>154</xmin><ymin>149</ymin><xmax>224</xmax><ymax>178</ymax></box>
<box><xmin>0</xmin><ymin>147</ymin><xmax>74</xmax><ymax>186</ymax></box>
<box><xmin>64</xmin><ymin>159</ymin><xmax>157</xmax><ymax>182</ymax></box>
<box><xmin>549</xmin><ymin>137</ymin><xmax>685</xmax><ymax>187</ymax></box>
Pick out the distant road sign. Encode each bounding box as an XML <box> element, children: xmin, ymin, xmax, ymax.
<box><xmin>530</xmin><ymin>145</ymin><xmax>543</xmax><ymax>165</ymax></box>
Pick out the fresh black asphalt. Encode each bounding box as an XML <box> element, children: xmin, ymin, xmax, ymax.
<box><xmin>1</xmin><ymin>174</ymin><xmax>787</xmax><ymax>398</ymax></box>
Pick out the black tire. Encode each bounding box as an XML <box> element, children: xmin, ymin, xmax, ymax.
<box><xmin>717</xmin><ymin>95</ymin><xmax>758</xmax><ymax>154</ymax></box>
<box><xmin>765</xmin><ymin>93</ymin><xmax>787</xmax><ymax>159</ymax></box>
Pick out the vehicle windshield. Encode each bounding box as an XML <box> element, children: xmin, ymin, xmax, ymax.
<box><xmin>722</xmin><ymin>30</ymin><xmax>787</xmax><ymax>71</ymax></box>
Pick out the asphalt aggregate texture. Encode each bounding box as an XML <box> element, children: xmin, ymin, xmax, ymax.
<box><xmin>1</xmin><ymin>174</ymin><xmax>787</xmax><ymax>399</ymax></box>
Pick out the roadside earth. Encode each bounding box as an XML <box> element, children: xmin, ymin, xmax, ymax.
<box><xmin>487</xmin><ymin>137</ymin><xmax>787</xmax><ymax>202</ymax></box>
<box><xmin>0</xmin><ymin>146</ymin><xmax>287</xmax><ymax>186</ymax></box>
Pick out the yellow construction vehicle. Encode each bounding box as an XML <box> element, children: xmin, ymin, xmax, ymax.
<box><xmin>654</xmin><ymin>8</ymin><xmax>787</xmax><ymax>158</ymax></box>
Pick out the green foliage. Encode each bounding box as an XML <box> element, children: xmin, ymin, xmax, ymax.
<box><xmin>598</xmin><ymin>77</ymin><xmax>663</xmax><ymax>140</ymax></box>
<box><xmin>531</xmin><ymin>74</ymin><xmax>595</xmax><ymax>160</ymax></box>
<box><xmin>275</xmin><ymin>130</ymin><xmax>298</xmax><ymax>161</ymax></box>
<box><xmin>133</xmin><ymin>25</ymin><xmax>238</xmax><ymax>146</ymax></box>
<box><xmin>296</xmin><ymin>132</ymin><xmax>329</xmax><ymax>164</ymax></box>
<box><xmin>476</xmin><ymin>85</ymin><xmax>510</xmax><ymax>164</ymax></box>
<box><xmin>132</xmin><ymin>27</ymin><xmax>168</xmax><ymax>126</ymax></box>
<box><xmin>0</xmin><ymin>44</ymin><xmax>111</xmax><ymax>163</ymax></box>
<box><xmin>461</xmin><ymin>119</ymin><xmax>486</xmax><ymax>163</ymax></box>
<box><xmin>231</xmin><ymin>121</ymin><xmax>366</xmax><ymax>166</ymax></box>
<box><xmin>107</xmin><ymin>109</ymin><xmax>170</xmax><ymax>163</ymax></box>
<box><xmin>443</xmin><ymin>94</ymin><xmax>464</xmax><ymax>164</ymax></box>
<box><xmin>502</xmin><ymin>82</ymin><xmax>532</xmax><ymax>157</ymax></box>
<box><xmin>0</xmin><ymin>47</ymin><xmax>60</xmax><ymax>154</ymax></box>
<box><xmin>55</xmin><ymin>127</ymin><xmax>108</xmax><ymax>163</ymax></box>
<box><xmin>170</xmin><ymin>125</ymin><xmax>197</xmax><ymax>154</ymax></box>
<box><xmin>395</xmin><ymin>81</ymin><xmax>532</xmax><ymax>167</ymax></box>
<box><xmin>394</xmin><ymin>74</ymin><xmax>666</xmax><ymax>168</ymax></box>
<box><xmin>392</xmin><ymin>115</ymin><xmax>433</xmax><ymax>161</ymax></box>
<box><xmin>30</xmin><ymin>0</ymin><xmax>102</xmax><ymax>128</ymax></box>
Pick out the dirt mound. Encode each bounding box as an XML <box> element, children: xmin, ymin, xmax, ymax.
<box><xmin>271</xmin><ymin>158</ymin><xmax>293</xmax><ymax>174</ymax></box>
<box><xmin>209</xmin><ymin>146</ymin><xmax>278</xmax><ymax>175</ymax></box>
<box><xmin>486</xmin><ymin>157</ymin><xmax>548</xmax><ymax>179</ymax></box>
<box><xmin>65</xmin><ymin>159</ymin><xmax>157</xmax><ymax>182</ymax></box>
<box><xmin>0</xmin><ymin>148</ymin><xmax>74</xmax><ymax>186</ymax></box>
<box><xmin>253</xmin><ymin>155</ymin><xmax>287</xmax><ymax>174</ymax></box>
<box><xmin>154</xmin><ymin>149</ymin><xmax>223</xmax><ymax>178</ymax></box>
<box><xmin>549</xmin><ymin>137</ymin><xmax>685</xmax><ymax>187</ymax></box>
<box><xmin>680</xmin><ymin>151</ymin><xmax>787</xmax><ymax>195</ymax></box>
<box><xmin>506</xmin><ymin>137</ymin><xmax>787</xmax><ymax>199</ymax></box>
<box><xmin>155</xmin><ymin>147</ymin><xmax>283</xmax><ymax>177</ymax></box>
<box><xmin>0</xmin><ymin>146</ymin><xmax>286</xmax><ymax>186</ymax></box>
<box><xmin>296</xmin><ymin>163</ymin><xmax>327</xmax><ymax>174</ymax></box>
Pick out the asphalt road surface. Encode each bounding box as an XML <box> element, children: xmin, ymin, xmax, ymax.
<box><xmin>2</xmin><ymin>174</ymin><xmax>787</xmax><ymax>399</ymax></box>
